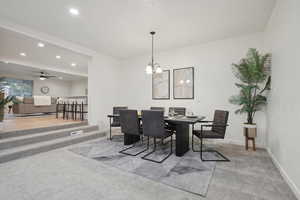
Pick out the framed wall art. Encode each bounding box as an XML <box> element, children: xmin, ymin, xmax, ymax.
<box><xmin>152</xmin><ymin>70</ymin><xmax>170</xmax><ymax>100</ymax></box>
<box><xmin>173</xmin><ymin>67</ymin><xmax>194</xmax><ymax>99</ymax></box>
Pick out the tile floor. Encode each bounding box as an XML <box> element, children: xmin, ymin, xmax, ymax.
<box><xmin>0</xmin><ymin>137</ymin><xmax>297</xmax><ymax>200</ymax></box>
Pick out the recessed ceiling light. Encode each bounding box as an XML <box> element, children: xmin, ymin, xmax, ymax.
<box><xmin>71</xmin><ymin>63</ymin><xmax>77</xmax><ymax>67</ymax></box>
<box><xmin>56</xmin><ymin>55</ymin><xmax>61</xmax><ymax>59</ymax></box>
<box><xmin>69</xmin><ymin>8</ymin><xmax>79</xmax><ymax>16</ymax></box>
<box><xmin>37</xmin><ymin>42</ymin><xmax>45</xmax><ymax>47</ymax></box>
<box><xmin>58</xmin><ymin>77</ymin><xmax>63</xmax><ymax>80</ymax></box>
<box><xmin>20</xmin><ymin>52</ymin><xmax>26</xmax><ymax>57</ymax></box>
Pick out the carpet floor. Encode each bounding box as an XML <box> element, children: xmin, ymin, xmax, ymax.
<box><xmin>70</xmin><ymin>136</ymin><xmax>216</xmax><ymax>197</ymax></box>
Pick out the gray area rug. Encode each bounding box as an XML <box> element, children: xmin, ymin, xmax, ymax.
<box><xmin>69</xmin><ymin>136</ymin><xmax>216</xmax><ymax>197</ymax></box>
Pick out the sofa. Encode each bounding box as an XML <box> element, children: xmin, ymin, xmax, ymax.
<box><xmin>13</xmin><ymin>97</ymin><xmax>57</xmax><ymax>114</ymax></box>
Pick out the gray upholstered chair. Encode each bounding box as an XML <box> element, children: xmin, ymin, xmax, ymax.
<box><xmin>192</xmin><ymin>110</ymin><xmax>230</xmax><ymax>162</ymax></box>
<box><xmin>141</xmin><ymin>110</ymin><xmax>174</xmax><ymax>163</ymax></box>
<box><xmin>169</xmin><ymin>107</ymin><xmax>186</xmax><ymax>116</ymax></box>
<box><xmin>109</xmin><ymin>106</ymin><xmax>128</xmax><ymax>140</ymax></box>
<box><xmin>150</xmin><ymin>107</ymin><xmax>169</xmax><ymax>144</ymax></box>
<box><xmin>150</xmin><ymin>107</ymin><xmax>165</xmax><ymax>114</ymax></box>
<box><xmin>167</xmin><ymin>107</ymin><xmax>186</xmax><ymax>132</ymax></box>
<box><xmin>119</xmin><ymin>109</ymin><xmax>147</xmax><ymax>156</ymax></box>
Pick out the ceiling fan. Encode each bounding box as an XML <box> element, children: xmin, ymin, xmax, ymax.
<box><xmin>34</xmin><ymin>72</ymin><xmax>56</xmax><ymax>80</ymax></box>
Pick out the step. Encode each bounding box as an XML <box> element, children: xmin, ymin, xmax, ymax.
<box><xmin>0</xmin><ymin>130</ymin><xmax>105</xmax><ymax>164</ymax></box>
<box><xmin>0</xmin><ymin>125</ymin><xmax>98</xmax><ymax>150</ymax></box>
<box><xmin>0</xmin><ymin>121</ymin><xmax>88</xmax><ymax>139</ymax></box>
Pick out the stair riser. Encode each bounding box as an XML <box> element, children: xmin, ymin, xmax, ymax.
<box><xmin>0</xmin><ymin>126</ymin><xmax>98</xmax><ymax>150</ymax></box>
<box><xmin>0</xmin><ymin>132</ymin><xmax>105</xmax><ymax>164</ymax></box>
<box><xmin>0</xmin><ymin>121</ymin><xmax>88</xmax><ymax>139</ymax></box>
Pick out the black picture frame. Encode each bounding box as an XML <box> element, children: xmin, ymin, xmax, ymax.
<box><xmin>152</xmin><ymin>70</ymin><xmax>170</xmax><ymax>100</ymax></box>
<box><xmin>173</xmin><ymin>67</ymin><xmax>194</xmax><ymax>99</ymax></box>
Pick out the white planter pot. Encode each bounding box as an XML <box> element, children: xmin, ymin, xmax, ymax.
<box><xmin>243</xmin><ymin>124</ymin><xmax>257</xmax><ymax>129</ymax></box>
<box><xmin>243</xmin><ymin>123</ymin><xmax>257</xmax><ymax>138</ymax></box>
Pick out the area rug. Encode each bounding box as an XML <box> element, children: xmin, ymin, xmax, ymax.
<box><xmin>69</xmin><ymin>136</ymin><xmax>216</xmax><ymax>197</ymax></box>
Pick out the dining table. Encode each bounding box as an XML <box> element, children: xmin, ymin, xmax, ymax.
<box><xmin>107</xmin><ymin>114</ymin><xmax>206</xmax><ymax>157</ymax></box>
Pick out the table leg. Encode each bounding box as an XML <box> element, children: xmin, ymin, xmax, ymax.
<box><xmin>175</xmin><ymin>124</ymin><xmax>190</xmax><ymax>156</ymax></box>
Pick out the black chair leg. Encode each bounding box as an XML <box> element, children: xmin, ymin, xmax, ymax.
<box><xmin>56</xmin><ymin>104</ymin><xmax>58</xmax><ymax>119</ymax></box>
<box><xmin>119</xmin><ymin>136</ymin><xmax>149</xmax><ymax>156</ymax></box>
<box><xmin>200</xmin><ymin>138</ymin><xmax>230</xmax><ymax>162</ymax></box>
<box><xmin>141</xmin><ymin>135</ymin><xmax>173</xmax><ymax>163</ymax></box>
<box><xmin>109</xmin><ymin>118</ymin><xmax>112</xmax><ymax>140</ymax></box>
<box><xmin>74</xmin><ymin>102</ymin><xmax>77</xmax><ymax>120</ymax></box>
<box><xmin>63</xmin><ymin>104</ymin><xmax>66</xmax><ymax>119</ymax></box>
<box><xmin>66</xmin><ymin>104</ymin><xmax>68</xmax><ymax>119</ymax></box>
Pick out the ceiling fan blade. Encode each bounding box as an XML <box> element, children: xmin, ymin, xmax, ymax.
<box><xmin>32</xmin><ymin>71</ymin><xmax>45</xmax><ymax>74</ymax></box>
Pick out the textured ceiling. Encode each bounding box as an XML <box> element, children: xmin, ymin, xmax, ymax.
<box><xmin>0</xmin><ymin>0</ymin><xmax>276</xmax><ymax>59</ymax></box>
<box><xmin>0</xmin><ymin>28</ymin><xmax>90</xmax><ymax>76</ymax></box>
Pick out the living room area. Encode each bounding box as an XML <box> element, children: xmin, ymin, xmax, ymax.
<box><xmin>0</xmin><ymin>27</ymin><xmax>89</xmax><ymax>133</ymax></box>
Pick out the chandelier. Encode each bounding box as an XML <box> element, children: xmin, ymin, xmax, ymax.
<box><xmin>146</xmin><ymin>31</ymin><xmax>162</xmax><ymax>74</ymax></box>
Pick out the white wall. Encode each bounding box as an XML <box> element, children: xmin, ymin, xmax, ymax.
<box><xmin>264</xmin><ymin>0</ymin><xmax>300</xmax><ymax>198</ymax></box>
<box><xmin>116</xmin><ymin>33</ymin><xmax>267</xmax><ymax>147</ymax></box>
<box><xmin>88</xmin><ymin>53</ymin><xmax>120</xmax><ymax>129</ymax></box>
<box><xmin>70</xmin><ymin>79</ymin><xmax>88</xmax><ymax>96</ymax></box>
<box><xmin>33</xmin><ymin>78</ymin><xmax>71</xmax><ymax>97</ymax></box>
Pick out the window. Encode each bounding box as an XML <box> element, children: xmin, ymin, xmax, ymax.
<box><xmin>0</xmin><ymin>77</ymin><xmax>33</xmax><ymax>97</ymax></box>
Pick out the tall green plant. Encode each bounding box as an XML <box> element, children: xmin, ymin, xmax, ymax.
<box><xmin>0</xmin><ymin>94</ymin><xmax>18</xmax><ymax>108</ymax></box>
<box><xmin>0</xmin><ymin>87</ymin><xmax>19</xmax><ymax>122</ymax></box>
<box><xmin>229</xmin><ymin>48</ymin><xmax>271</xmax><ymax>124</ymax></box>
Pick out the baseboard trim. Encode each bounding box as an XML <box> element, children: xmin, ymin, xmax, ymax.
<box><xmin>217</xmin><ymin>138</ymin><xmax>265</xmax><ymax>149</ymax></box>
<box><xmin>267</xmin><ymin>148</ymin><xmax>300</xmax><ymax>200</ymax></box>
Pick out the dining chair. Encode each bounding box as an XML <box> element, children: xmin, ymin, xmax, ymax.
<box><xmin>64</xmin><ymin>102</ymin><xmax>73</xmax><ymax>120</ymax></box>
<box><xmin>62</xmin><ymin>102</ymin><xmax>66</xmax><ymax>119</ymax></box>
<box><xmin>150</xmin><ymin>107</ymin><xmax>170</xmax><ymax>144</ymax></box>
<box><xmin>192</xmin><ymin>110</ymin><xmax>230</xmax><ymax>162</ymax></box>
<box><xmin>56</xmin><ymin>102</ymin><xmax>64</xmax><ymax>119</ymax></box>
<box><xmin>80</xmin><ymin>102</ymin><xmax>88</xmax><ymax>121</ymax></box>
<box><xmin>166</xmin><ymin>107</ymin><xmax>186</xmax><ymax>132</ymax></box>
<box><xmin>150</xmin><ymin>107</ymin><xmax>165</xmax><ymax>114</ymax></box>
<box><xmin>119</xmin><ymin>109</ymin><xmax>147</xmax><ymax>156</ymax></box>
<box><xmin>169</xmin><ymin>107</ymin><xmax>186</xmax><ymax>116</ymax></box>
<box><xmin>141</xmin><ymin>110</ymin><xmax>174</xmax><ymax>163</ymax></box>
<box><xmin>74</xmin><ymin>101</ymin><xmax>84</xmax><ymax>121</ymax></box>
<box><xmin>74</xmin><ymin>102</ymin><xmax>83</xmax><ymax>121</ymax></box>
<box><xmin>109</xmin><ymin>106</ymin><xmax>128</xmax><ymax>140</ymax></box>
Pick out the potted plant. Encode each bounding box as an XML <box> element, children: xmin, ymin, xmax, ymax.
<box><xmin>229</xmin><ymin>48</ymin><xmax>271</xmax><ymax>150</ymax></box>
<box><xmin>0</xmin><ymin>88</ymin><xmax>19</xmax><ymax>130</ymax></box>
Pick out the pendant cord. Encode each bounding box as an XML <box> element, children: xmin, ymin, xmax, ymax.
<box><xmin>152</xmin><ymin>33</ymin><xmax>154</xmax><ymax>67</ymax></box>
